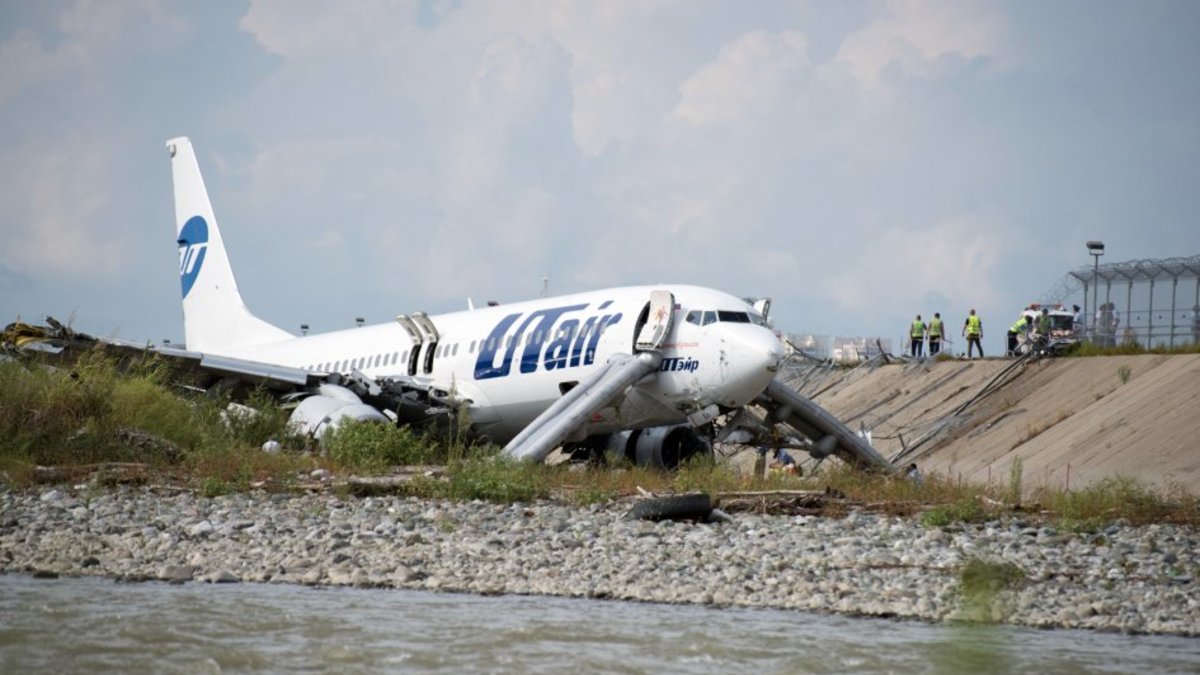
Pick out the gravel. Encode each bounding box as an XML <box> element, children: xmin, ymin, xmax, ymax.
<box><xmin>1</xmin><ymin>486</ymin><xmax>1197</xmax><ymax>636</ymax></box>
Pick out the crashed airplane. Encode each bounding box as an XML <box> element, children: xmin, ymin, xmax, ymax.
<box><xmin>3</xmin><ymin>137</ymin><xmax>893</xmax><ymax>473</ymax></box>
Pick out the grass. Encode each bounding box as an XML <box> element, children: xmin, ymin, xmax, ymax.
<box><xmin>1</xmin><ymin>353</ymin><xmax>1196</xmax><ymax>527</ymax></box>
<box><xmin>956</xmin><ymin>557</ymin><xmax>1026</xmax><ymax>622</ymax></box>
<box><xmin>1069</xmin><ymin>341</ymin><xmax>1200</xmax><ymax>357</ymax></box>
<box><xmin>1117</xmin><ymin>364</ymin><xmax>1132</xmax><ymax>384</ymax></box>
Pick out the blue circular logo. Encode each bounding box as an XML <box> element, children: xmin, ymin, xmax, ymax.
<box><xmin>177</xmin><ymin>216</ymin><xmax>209</xmax><ymax>299</ymax></box>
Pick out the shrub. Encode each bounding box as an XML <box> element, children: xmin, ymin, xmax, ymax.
<box><xmin>958</xmin><ymin>557</ymin><xmax>1026</xmax><ymax>622</ymax></box>
<box><xmin>442</xmin><ymin>456</ymin><xmax>551</xmax><ymax>503</ymax></box>
<box><xmin>323</xmin><ymin>420</ymin><xmax>436</xmax><ymax>472</ymax></box>
<box><xmin>920</xmin><ymin>498</ymin><xmax>988</xmax><ymax>527</ymax></box>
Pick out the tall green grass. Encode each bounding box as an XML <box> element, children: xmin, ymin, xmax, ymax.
<box><xmin>0</xmin><ymin>354</ymin><xmax>310</xmax><ymax>487</ymax></box>
<box><xmin>1069</xmin><ymin>341</ymin><xmax>1200</xmax><ymax>357</ymax></box>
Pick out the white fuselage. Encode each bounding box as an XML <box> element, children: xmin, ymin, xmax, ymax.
<box><xmin>215</xmin><ymin>285</ymin><xmax>783</xmax><ymax>442</ymax></box>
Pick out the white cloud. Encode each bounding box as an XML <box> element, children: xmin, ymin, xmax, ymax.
<box><xmin>835</xmin><ymin>0</ymin><xmax>1006</xmax><ymax>92</ymax></box>
<box><xmin>671</xmin><ymin>30</ymin><xmax>810</xmax><ymax>127</ymax></box>
<box><xmin>0</xmin><ymin>143</ymin><xmax>123</xmax><ymax>278</ymax></box>
<box><xmin>828</xmin><ymin>210</ymin><xmax>1017</xmax><ymax>321</ymax></box>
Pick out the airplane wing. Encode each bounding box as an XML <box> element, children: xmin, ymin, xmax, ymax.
<box><xmin>2</xmin><ymin>318</ymin><xmax>462</xmax><ymax>439</ymax></box>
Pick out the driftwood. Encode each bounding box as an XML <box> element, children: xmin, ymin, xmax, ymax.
<box><xmin>337</xmin><ymin>466</ymin><xmax>447</xmax><ymax>496</ymax></box>
<box><xmin>715</xmin><ymin>489</ymin><xmax>838</xmax><ymax>516</ymax></box>
<box><xmin>33</xmin><ymin>462</ymin><xmax>152</xmax><ymax>485</ymax></box>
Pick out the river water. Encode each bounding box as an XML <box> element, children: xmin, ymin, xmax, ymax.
<box><xmin>1</xmin><ymin>574</ymin><xmax>1197</xmax><ymax>674</ymax></box>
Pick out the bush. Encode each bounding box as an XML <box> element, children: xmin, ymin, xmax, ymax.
<box><xmin>442</xmin><ymin>456</ymin><xmax>551</xmax><ymax>503</ymax></box>
<box><xmin>920</xmin><ymin>498</ymin><xmax>988</xmax><ymax>527</ymax></box>
<box><xmin>958</xmin><ymin>557</ymin><xmax>1025</xmax><ymax>622</ymax></box>
<box><xmin>323</xmin><ymin>420</ymin><xmax>435</xmax><ymax>472</ymax></box>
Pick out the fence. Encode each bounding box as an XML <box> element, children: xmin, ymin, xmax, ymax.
<box><xmin>1066</xmin><ymin>255</ymin><xmax>1200</xmax><ymax>348</ymax></box>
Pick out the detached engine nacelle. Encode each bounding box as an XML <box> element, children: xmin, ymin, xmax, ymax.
<box><xmin>289</xmin><ymin>384</ymin><xmax>388</xmax><ymax>442</ymax></box>
<box><xmin>605</xmin><ymin>424</ymin><xmax>712</xmax><ymax>469</ymax></box>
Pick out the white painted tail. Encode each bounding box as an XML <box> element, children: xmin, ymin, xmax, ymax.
<box><xmin>167</xmin><ymin>137</ymin><xmax>292</xmax><ymax>353</ymax></box>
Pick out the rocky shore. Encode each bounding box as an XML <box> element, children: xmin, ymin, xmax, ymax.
<box><xmin>2</xmin><ymin>486</ymin><xmax>1197</xmax><ymax>636</ymax></box>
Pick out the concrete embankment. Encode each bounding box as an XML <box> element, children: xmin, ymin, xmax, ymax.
<box><xmin>2</xmin><ymin>487</ymin><xmax>1198</xmax><ymax>635</ymax></box>
<box><xmin>799</xmin><ymin>354</ymin><xmax>1200</xmax><ymax>493</ymax></box>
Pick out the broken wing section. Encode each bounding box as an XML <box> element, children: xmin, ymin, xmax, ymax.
<box><xmin>2</xmin><ymin>318</ymin><xmax>464</xmax><ymax>443</ymax></box>
<box><xmin>756</xmin><ymin>379</ymin><xmax>896</xmax><ymax>472</ymax></box>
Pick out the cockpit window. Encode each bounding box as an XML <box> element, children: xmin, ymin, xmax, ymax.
<box><xmin>689</xmin><ymin>309</ymin><xmax>758</xmax><ymax>326</ymax></box>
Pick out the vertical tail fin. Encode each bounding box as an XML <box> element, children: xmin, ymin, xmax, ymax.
<box><xmin>167</xmin><ymin>137</ymin><xmax>292</xmax><ymax>353</ymax></box>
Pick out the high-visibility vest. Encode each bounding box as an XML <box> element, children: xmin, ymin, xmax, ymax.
<box><xmin>929</xmin><ymin>318</ymin><xmax>944</xmax><ymax>337</ymax></box>
<box><xmin>1010</xmin><ymin>317</ymin><xmax>1027</xmax><ymax>333</ymax></box>
<box><xmin>911</xmin><ymin>320</ymin><xmax>926</xmax><ymax>338</ymax></box>
<box><xmin>966</xmin><ymin>315</ymin><xmax>981</xmax><ymax>336</ymax></box>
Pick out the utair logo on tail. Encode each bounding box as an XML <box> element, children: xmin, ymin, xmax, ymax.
<box><xmin>177</xmin><ymin>215</ymin><xmax>209</xmax><ymax>298</ymax></box>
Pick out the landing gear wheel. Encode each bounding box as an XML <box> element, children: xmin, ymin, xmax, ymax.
<box><xmin>627</xmin><ymin>493</ymin><xmax>713</xmax><ymax>521</ymax></box>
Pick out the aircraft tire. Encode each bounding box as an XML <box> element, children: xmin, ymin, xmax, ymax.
<box><xmin>627</xmin><ymin>493</ymin><xmax>713</xmax><ymax>521</ymax></box>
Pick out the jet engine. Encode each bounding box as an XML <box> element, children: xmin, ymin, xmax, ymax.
<box><xmin>596</xmin><ymin>424</ymin><xmax>712</xmax><ymax>469</ymax></box>
<box><xmin>288</xmin><ymin>383</ymin><xmax>389</xmax><ymax>441</ymax></box>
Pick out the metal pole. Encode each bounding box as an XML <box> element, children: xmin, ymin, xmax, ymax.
<box><xmin>1194</xmin><ymin>278</ymin><xmax>1200</xmax><ymax>345</ymax></box>
<box><xmin>1147</xmin><ymin>278</ymin><xmax>1155</xmax><ymax>347</ymax></box>
<box><xmin>1126</xmin><ymin>280</ymin><xmax>1134</xmax><ymax>347</ymax></box>
<box><xmin>1092</xmin><ymin>255</ymin><xmax>1100</xmax><ymax>340</ymax></box>
<box><xmin>1082</xmin><ymin>280</ymin><xmax>1090</xmax><ymax>343</ymax></box>
<box><xmin>1170</xmin><ymin>276</ymin><xmax>1178</xmax><ymax>348</ymax></box>
<box><xmin>1105</xmin><ymin>281</ymin><xmax>1113</xmax><ymax>346</ymax></box>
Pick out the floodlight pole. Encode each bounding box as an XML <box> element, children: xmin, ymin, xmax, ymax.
<box><xmin>1086</xmin><ymin>241</ymin><xmax>1105</xmax><ymax>342</ymax></box>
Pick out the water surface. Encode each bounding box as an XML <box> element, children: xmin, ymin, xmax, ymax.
<box><xmin>1</xmin><ymin>574</ymin><xmax>1196</xmax><ymax>673</ymax></box>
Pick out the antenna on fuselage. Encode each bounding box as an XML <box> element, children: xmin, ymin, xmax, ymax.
<box><xmin>541</xmin><ymin>275</ymin><xmax>550</xmax><ymax>297</ymax></box>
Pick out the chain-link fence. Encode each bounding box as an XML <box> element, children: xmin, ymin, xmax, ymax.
<box><xmin>1066</xmin><ymin>255</ymin><xmax>1200</xmax><ymax>348</ymax></box>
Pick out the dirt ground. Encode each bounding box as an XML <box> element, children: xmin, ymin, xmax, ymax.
<box><xmin>800</xmin><ymin>354</ymin><xmax>1200</xmax><ymax>494</ymax></box>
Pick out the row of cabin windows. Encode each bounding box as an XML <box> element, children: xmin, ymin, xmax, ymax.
<box><xmin>297</xmin><ymin>322</ymin><xmax>618</xmax><ymax>373</ymax></box>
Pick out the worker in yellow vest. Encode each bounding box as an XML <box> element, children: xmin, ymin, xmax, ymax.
<box><xmin>909</xmin><ymin>314</ymin><xmax>927</xmax><ymax>357</ymax></box>
<box><xmin>928</xmin><ymin>312</ymin><xmax>945</xmax><ymax>355</ymax></box>
<box><xmin>1007</xmin><ymin>314</ymin><xmax>1029</xmax><ymax>356</ymax></box>
<box><xmin>963</xmin><ymin>309</ymin><xmax>983</xmax><ymax>358</ymax></box>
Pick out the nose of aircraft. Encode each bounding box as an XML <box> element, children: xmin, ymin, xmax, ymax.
<box><xmin>717</xmin><ymin>327</ymin><xmax>785</xmax><ymax>406</ymax></box>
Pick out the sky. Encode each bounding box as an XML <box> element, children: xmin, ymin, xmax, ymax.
<box><xmin>1</xmin><ymin>0</ymin><xmax>1198</xmax><ymax>356</ymax></box>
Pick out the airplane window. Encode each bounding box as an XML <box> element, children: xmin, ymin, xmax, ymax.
<box><xmin>453</xmin><ymin>343</ymin><xmax>459</xmax><ymax>356</ymax></box>
<box><xmin>702</xmin><ymin>311</ymin><xmax>716</xmax><ymax>326</ymax></box>
<box><xmin>749</xmin><ymin>313</ymin><xmax>767</xmax><ymax>327</ymax></box>
<box><xmin>685</xmin><ymin>311</ymin><xmax>701</xmax><ymax>325</ymax></box>
<box><xmin>470</xmin><ymin>340</ymin><xmax>476</xmax><ymax>353</ymax></box>
<box><xmin>717</xmin><ymin>310</ymin><xmax>750</xmax><ymax>323</ymax></box>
